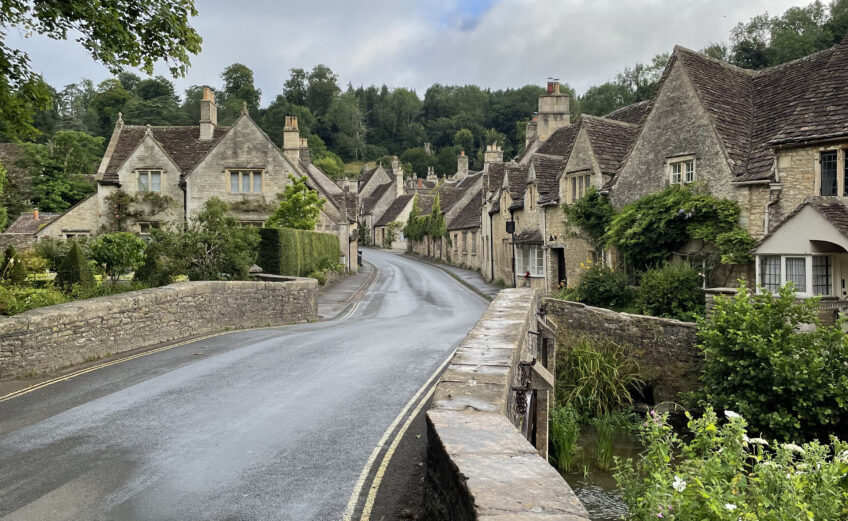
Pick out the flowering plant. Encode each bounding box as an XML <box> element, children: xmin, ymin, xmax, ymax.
<box><xmin>614</xmin><ymin>408</ymin><xmax>848</xmax><ymax>520</ymax></box>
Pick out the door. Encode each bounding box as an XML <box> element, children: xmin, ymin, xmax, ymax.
<box><xmin>555</xmin><ymin>248</ymin><xmax>566</xmax><ymax>289</ymax></box>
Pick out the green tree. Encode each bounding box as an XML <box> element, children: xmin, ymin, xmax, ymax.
<box><xmin>258</xmin><ymin>95</ymin><xmax>315</xmax><ymax>146</ymax></box>
<box><xmin>1</xmin><ymin>246</ymin><xmax>26</xmax><ymax>285</ymax></box>
<box><xmin>306</xmin><ymin>64</ymin><xmax>340</xmax><ymax>119</ymax></box>
<box><xmin>266</xmin><ymin>175</ymin><xmax>327</xmax><ymax>230</ymax></box>
<box><xmin>83</xmin><ymin>79</ymin><xmax>132</xmax><ymax>137</ymax></box>
<box><xmin>283</xmin><ymin>67</ymin><xmax>308</xmax><ymax>106</ymax></box>
<box><xmin>313</xmin><ymin>156</ymin><xmax>344</xmax><ymax>180</ymax></box>
<box><xmin>89</xmin><ymin>232</ymin><xmax>147</xmax><ymax>285</ymax></box>
<box><xmin>0</xmin><ymin>0</ymin><xmax>201</xmax><ymax>140</ymax></box>
<box><xmin>181</xmin><ymin>198</ymin><xmax>259</xmax><ymax>280</ymax></box>
<box><xmin>399</xmin><ymin>147</ymin><xmax>434</xmax><ymax>178</ymax></box>
<box><xmin>219</xmin><ymin>63</ymin><xmax>262</xmax><ymax>121</ymax></box>
<box><xmin>453</xmin><ymin>128</ymin><xmax>474</xmax><ymax>153</ymax></box>
<box><xmin>326</xmin><ymin>92</ymin><xmax>367</xmax><ymax>160</ymax></box>
<box><xmin>55</xmin><ymin>241</ymin><xmax>94</xmax><ymax>291</ymax></box>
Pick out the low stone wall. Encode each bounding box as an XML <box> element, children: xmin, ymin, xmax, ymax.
<box><xmin>424</xmin><ymin>289</ymin><xmax>590</xmax><ymax>521</ymax></box>
<box><xmin>0</xmin><ymin>279</ymin><xmax>317</xmax><ymax>379</ymax></box>
<box><xmin>542</xmin><ymin>298</ymin><xmax>700</xmax><ymax>403</ymax></box>
<box><xmin>0</xmin><ymin>234</ymin><xmax>37</xmax><ymax>251</ymax></box>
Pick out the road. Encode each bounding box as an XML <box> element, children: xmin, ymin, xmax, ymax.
<box><xmin>0</xmin><ymin>249</ymin><xmax>489</xmax><ymax>521</ymax></box>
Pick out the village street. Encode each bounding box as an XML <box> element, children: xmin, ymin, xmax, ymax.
<box><xmin>0</xmin><ymin>249</ymin><xmax>488</xmax><ymax>521</ymax></box>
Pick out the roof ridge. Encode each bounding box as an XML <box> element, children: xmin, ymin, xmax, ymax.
<box><xmin>581</xmin><ymin>114</ymin><xmax>638</xmax><ymax>127</ymax></box>
<box><xmin>673</xmin><ymin>45</ymin><xmax>755</xmax><ymax>76</ymax></box>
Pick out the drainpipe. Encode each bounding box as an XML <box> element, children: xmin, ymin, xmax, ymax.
<box><xmin>489</xmin><ymin>211</ymin><xmax>495</xmax><ymax>281</ymax></box>
<box><xmin>510</xmin><ymin>209</ymin><xmax>517</xmax><ymax>288</ymax></box>
<box><xmin>764</xmin><ymin>183</ymin><xmax>782</xmax><ymax>236</ymax></box>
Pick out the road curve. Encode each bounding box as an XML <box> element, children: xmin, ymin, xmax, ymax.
<box><xmin>0</xmin><ymin>249</ymin><xmax>488</xmax><ymax>521</ymax></box>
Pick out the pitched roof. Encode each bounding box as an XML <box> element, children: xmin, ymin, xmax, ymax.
<box><xmin>513</xmin><ymin>229</ymin><xmax>543</xmax><ymax>245</ymax></box>
<box><xmin>375</xmin><ymin>194</ymin><xmax>413</xmax><ymax>227</ymax></box>
<box><xmin>536</xmin><ymin>124</ymin><xmax>580</xmax><ymax>156</ymax></box>
<box><xmin>533</xmin><ymin>154</ymin><xmax>565</xmax><ymax>204</ymax></box>
<box><xmin>358</xmin><ymin>166</ymin><xmax>379</xmax><ymax>190</ymax></box>
<box><xmin>447</xmin><ymin>189</ymin><xmax>482</xmax><ymax>230</ymax></box>
<box><xmin>101</xmin><ymin>125</ymin><xmax>230</xmax><ymax>183</ymax></box>
<box><xmin>506</xmin><ymin>163</ymin><xmax>529</xmax><ymax>210</ymax></box>
<box><xmin>758</xmin><ymin>197</ymin><xmax>848</xmax><ymax>245</ymax></box>
<box><xmin>485</xmin><ymin>163</ymin><xmax>506</xmax><ymax>194</ymax></box>
<box><xmin>604</xmin><ymin>100</ymin><xmax>652</xmax><ymax>125</ymax></box>
<box><xmin>362</xmin><ymin>181</ymin><xmax>394</xmax><ymax>214</ymax></box>
<box><xmin>3</xmin><ymin>211</ymin><xmax>62</xmax><ymax>234</ymax></box>
<box><xmin>581</xmin><ymin>116</ymin><xmax>640</xmax><ymax>175</ymax></box>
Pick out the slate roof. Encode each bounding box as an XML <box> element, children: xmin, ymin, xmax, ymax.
<box><xmin>4</xmin><ymin>211</ymin><xmax>62</xmax><ymax>234</ymax></box>
<box><xmin>375</xmin><ymin>194</ymin><xmax>413</xmax><ymax>227</ymax></box>
<box><xmin>536</xmin><ymin>124</ymin><xmax>580</xmax><ymax>157</ymax></box>
<box><xmin>581</xmin><ymin>116</ymin><xmax>640</xmax><ymax>175</ymax></box>
<box><xmin>344</xmin><ymin>192</ymin><xmax>359</xmax><ymax>223</ymax></box>
<box><xmin>757</xmin><ymin>197</ymin><xmax>848</xmax><ymax>245</ymax></box>
<box><xmin>362</xmin><ymin>182</ymin><xmax>394</xmax><ymax>214</ymax></box>
<box><xmin>358</xmin><ymin>166</ymin><xmax>379</xmax><ymax>191</ymax></box>
<box><xmin>447</xmin><ymin>189</ymin><xmax>483</xmax><ymax>231</ymax></box>
<box><xmin>533</xmin><ymin>154</ymin><xmax>565</xmax><ymax>204</ymax></box>
<box><xmin>513</xmin><ymin>229</ymin><xmax>544</xmax><ymax>245</ymax></box>
<box><xmin>604</xmin><ymin>100</ymin><xmax>652</xmax><ymax>125</ymax></box>
<box><xmin>101</xmin><ymin>125</ymin><xmax>230</xmax><ymax>183</ymax></box>
<box><xmin>485</xmin><ymin>163</ymin><xmax>506</xmax><ymax>194</ymax></box>
<box><xmin>506</xmin><ymin>164</ymin><xmax>529</xmax><ymax>210</ymax></box>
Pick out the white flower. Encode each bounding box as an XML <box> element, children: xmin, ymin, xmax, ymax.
<box><xmin>724</xmin><ymin>503</ymin><xmax>737</xmax><ymax>512</ymax></box>
<box><xmin>672</xmin><ymin>476</ymin><xmax>687</xmax><ymax>492</ymax></box>
<box><xmin>782</xmin><ymin>443</ymin><xmax>806</xmax><ymax>455</ymax></box>
<box><xmin>748</xmin><ymin>437</ymin><xmax>768</xmax><ymax>446</ymax></box>
<box><xmin>724</xmin><ymin>410</ymin><xmax>740</xmax><ymax>419</ymax></box>
<box><xmin>836</xmin><ymin>450</ymin><xmax>848</xmax><ymax>463</ymax></box>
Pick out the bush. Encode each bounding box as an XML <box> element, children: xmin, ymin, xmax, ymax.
<box><xmin>1</xmin><ymin>246</ymin><xmax>27</xmax><ymax>285</ymax></box>
<box><xmin>133</xmin><ymin>227</ymin><xmax>185</xmax><ymax>287</ymax></box>
<box><xmin>637</xmin><ymin>263</ymin><xmax>704</xmax><ymax>320</ymax></box>
<box><xmin>566</xmin><ymin>261</ymin><xmax>634</xmax><ymax>309</ymax></box>
<box><xmin>182</xmin><ymin>199</ymin><xmax>260</xmax><ymax>281</ymax></box>
<box><xmin>697</xmin><ymin>284</ymin><xmax>848</xmax><ymax>441</ymax></box>
<box><xmin>257</xmin><ymin>227</ymin><xmax>340</xmax><ymax>277</ymax></box>
<box><xmin>55</xmin><ymin>242</ymin><xmax>94</xmax><ymax>291</ymax></box>
<box><xmin>89</xmin><ymin>232</ymin><xmax>146</xmax><ymax>285</ymax></box>
<box><xmin>0</xmin><ymin>285</ymin><xmax>67</xmax><ymax>315</ymax></box>
<box><xmin>555</xmin><ymin>333</ymin><xmax>644</xmax><ymax>416</ymax></box>
<box><xmin>615</xmin><ymin>408</ymin><xmax>848</xmax><ymax>520</ymax></box>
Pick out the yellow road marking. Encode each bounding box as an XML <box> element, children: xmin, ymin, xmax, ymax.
<box><xmin>343</xmin><ymin>346</ymin><xmax>455</xmax><ymax>521</ymax></box>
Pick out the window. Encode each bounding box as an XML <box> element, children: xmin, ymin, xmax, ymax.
<box><xmin>138</xmin><ymin>222</ymin><xmax>161</xmax><ymax>234</ymax></box>
<box><xmin>670</xmin><ymin>159</ymin><xmax>694</xmax><ymax>185</ymax></box>
<box><xmin>813</xmin><ymin>255</ymin><xmax>832</xmax><ymax>296</ymax></box>
<box><xmin>569</xmin><ymin>173</ymin><xmax>591</xmax><ymax>202</ymax></box>
<box><xmin>137</xmin><ymin>170</ymin><xmax>162</xmax><ymax>192</ymax></box>
<box><xmin>821</xmin><ymin>151</ymin><xmax>837</xmax><ymax>196</ymax></box>
<box><xmin>471</xmin><ymin>231</ymin><xmax>477</xmax><ymax>254</ymax></box>
<box><xmin>462</xmin><ymin>232</ymin><xmax>468</xmax><ymax>253</ymax></box>
<box><xmin>760</xmin><ymin>255</ymin><xmax>781</xmax><ymax>291</ymax></box>
<box><xmin>785</xmin><ymin>257</ymin><xmax>807</xmax><ymax>293</ymax></box>
<box><xmin>229</xmin><ymin>169</ymin><xmax>263</xmax><ymax>193</ymax></box>
<box><xmin>516</xmin><ymin>245</ymin><xmax>544</xmax><ymax>277</ymax></box>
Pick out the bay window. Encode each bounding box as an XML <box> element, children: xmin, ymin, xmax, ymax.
<box><xmin>757</xmin><ymin>254</ymin><xmax>832</xmax><ymax>296</ymax></box>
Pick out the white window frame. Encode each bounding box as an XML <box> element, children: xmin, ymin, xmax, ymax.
<box><xmin>516</xmin><ymin>245</ymin><xmax>544</xmax><ymax>278</ymax></box>
<box><xmin>755</xmin><ymin>254</ymin><xmax>831</xmax><ymax>297</ymax></box>
<box><xmin>137</xmin><ymin>170</ymin><xmax>162</xmax><ymax>192</ymax></box>
<box><xmin>667</xmin><ymin>157</ymin><xmax>695</xmax><ymax>185</ymax></box>
<box><xmin>228</xmin><ymin>169</ymin><xmax>264</xmax><ymax>194</ymax></box>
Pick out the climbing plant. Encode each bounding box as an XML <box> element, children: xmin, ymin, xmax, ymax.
<box><xmin>563</xmin><ymin>187</ymin><xmax>616</xmax><ymax>251</ymax></box>
<box><xmin>103</xmin><ymin>189</ymin><xmax>174</xmax><ymax>231</ymax></box>
<box><xmin>403</xmin><ymin>192</ymin><xmax>447</xmax><ymax>243</ymax></box>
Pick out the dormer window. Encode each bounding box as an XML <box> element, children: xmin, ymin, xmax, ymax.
<box><xmin>669</xmin><ymin>158</ymin><xmax>694</xmax><ymax>185</ymax></box>
<box><xmin>137</xmin><ymin>170</ymin><xmax>162</xmax><ymax>192</ymax></box>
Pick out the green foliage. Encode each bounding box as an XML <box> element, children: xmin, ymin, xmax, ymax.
<box><xmin>257</xmin><ymin>227</ymin><xmax>340</xmax><ymax>277</ymax></box>
<box><xmin>266</xmin><ymin>175</ymin><xmax>327</xmax><ymax>230</ymax></box>
<box><xmin>696</xmin><ymin>284</ymin><xmax>848</xmax><ymax>442</ymax></box>
<box><xmin>382</xmin><ymin>222</ymin><xmax>399</xmax><ymax>249</ymax></box>
<box><xmin>132</xmin><ymin>227</ymin><xmax>184</xmax><ymax>287</ymax></box>
<box><xmin>55</xmin><ymin>241</ymin><xmax>94</xmax><ymax>291</ymax></box>
<box><xmin>550</xmin><ymin>405</ymin><xmax>581</xmax><ymax>473</ymax></box>
<box><xmin>593</xmin><ymin>413</ymin><xmax>615</xmax><ymax>471</ymax></box>
<box><xmin>563</xmin><ymin>261</ymin><xmax>634</xmax><ymax>310</ymax></box>
<box><xmin>615</xmin><ymin>408</ymin><xmax>848</xmax><ymax>520</ymax></box>
<box><xmin>606</xmin><ymin>185</ymin><xmax>754</xmax><ymax>273</ymax></box>
<box><xmin>1</xmin><ymin>246</ymin><xmax>26</xmax><ymax>285</ymax></box>
<box><xmin>638</xmin><ymin>263</ymin><xmax>704</xmax><ymax>321</ymax></box>
<box><xmin>562</xmin><ymin>187</ymin><xmax>615</xmax><ymax>249</ymax></box>
<box><xmin>358</xmin><ymin>220</ymin><xmax>372</xmax><ymax>247</ymax></box>
<box><xmin>0</xmin><ymin>161</ymin><xmax>8</xmax><ymax>231</ymax></box>
<box><xmin>403</xmin><ymin>193</ymin><xmax>447</xmax><ymax>246</ymax></box>
<box><xmin>181</xmin><ymin>198</ymin><xmax>259</xmax><ymax>281</ymax></box>
<box><xmin>313</xmin><ymin>156</ymin><xmax>344</xmax><ymax>179</ymax></box>
<box><xmin>89</xmin><ymin>232</ymin><xmax>147</xmax><ymax>285</ymax></box>
<box><xmin>0</xmin><ymin>286</ymin><xmax>67</xmax><ymax>315</ymax></box>
<box><xmin>555</xmin><ymin>333</ymin><xmax>644</xmax><ymax>417</ymax></box>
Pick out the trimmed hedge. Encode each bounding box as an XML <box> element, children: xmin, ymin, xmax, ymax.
<box><xmin>257</xmin><ymin>227</ymin><xmax>340</xmax><ymax>276</ymax></box>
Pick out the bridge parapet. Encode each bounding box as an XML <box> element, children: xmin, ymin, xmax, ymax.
<box><xmin>424</xmin><ymin>288</ymin><xmax>590</xmax><ymax>521</ymax></box>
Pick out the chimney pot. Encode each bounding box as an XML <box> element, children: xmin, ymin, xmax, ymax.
<box><xmin>33</xmin><ymin>209</ymin><xmax>39</xmax><ymax>220</ymax></box>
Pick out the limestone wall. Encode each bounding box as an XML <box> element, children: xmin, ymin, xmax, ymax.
<box><xmin>0</xmin><ymin>279</ymin><xmax>317</xmax><ymax>379</ymax></box>
<box><xmin>543</xmin><ymin>298</ymin><xmax>700</xmax><ymax>403</ymax></box>
<box><xmin>424</xmin><ymin>289</ymin><xmax>590</xmax><ymax>521</ymax></box>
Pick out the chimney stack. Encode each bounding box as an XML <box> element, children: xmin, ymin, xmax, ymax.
<box><xmin>484</xmin><ymin>143</ymin><xmax>503</xmax><ymax>165</ymax></box>
<box><xmin>426</xmin><ymin>166</ymin><xmax>437</xmax><ymax>182</ymax></box>
<box><xmin>283</xmin><ymin>116</ymin><xmax>301</xmax><ymax>162</ymax></box>
<box><xmin>525</xmin><ymin>115</ymin><xmax>538</xmax><ymax>148</ymax></box>
<box><xmin>537</xmin><ymin>79</ymin><xmax>570</xmax><ymax>142</ymax></box>
<box><xmin>199</xmin><ymin>87</ymin><xmax>218</xmax><ymax>141</ymax></box>
<box><xmin>395</xmin><ymin>160</ymin><xmax>404</xmax><ymax>197</ymax></box>
<box><xmin>456</xmin><ymin>150</ymin><xmax>469</xmax><ymax>179</ymax></box>
<box><xmin>33</xmin><ymin>209</ymin><xmax>39</xmax><ymax>221</ymax></box>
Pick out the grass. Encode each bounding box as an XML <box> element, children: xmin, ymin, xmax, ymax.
<box><xmin>594</xmin><ymin>413</ymin><xmax>615</xmax><ymax>471</ymax></box>
<box><xmin>344</xmin><ymin>161</ymin><xmax>370</xmax><ymax>177</ymax></box>
<box><xmin>550</xmin><ymin>405</ymin><xmax>581</xmax><ymax>473</ymax></box>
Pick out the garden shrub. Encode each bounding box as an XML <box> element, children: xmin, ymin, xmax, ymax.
<box><xmin>257</xmin><ymin>227</ymin><xmax>339</xmax><ymax>277</ymax></box>
<box><xmin>1</xmin><ymin>246</ymin><xmax>27</xmax><ymax>285</ymax></box>
<box><xmin>566</xmin><ymin>261</ymin><xmax>634</xmax><ymax>309</ymax></box>
<box><xmin>55</xmin><ymin>242</ymin><xmax>94</xmax><ymax>291</ymax></box>
<box><xmin>697</xmin><ymin>284</ymin><xmax>848</xmax><ymax>442</ymax></box>
<box><xmin>89</xmin><ymin>232</ymin><xmax>146</xmax><ymax>285</ymax></box>
<box><xmin>615</xmin><ymin>408</ymin><xmax>848</xmax><ymax>520</ymax></box>
<box><xmin>0</xmin><ymin>286</ymin><xmax>67</xmax><ymax>315</ymax></box>
<box><xmin>638</xmin><ymin>263</ymin><xmax>704</xmax><ymax>320</ymax></box>
<box><xmin>133</xmin><ymin>227</ymin><xmax>186</xmax><ymax>287</ymax></box>
<box><xmin>555</xmin><ymin>333</ymin><xmax>644</xmax><ymax>416</ymax></box>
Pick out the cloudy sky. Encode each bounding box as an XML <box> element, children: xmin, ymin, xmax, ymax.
<box><xmin>8</xmin><ymin>0</ymin><xmax>803</xmax><ymax>103</ymax></box>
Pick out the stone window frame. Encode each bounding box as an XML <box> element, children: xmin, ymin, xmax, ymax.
<box><xmin>137</xmin><ymin>221</ymin><xmax>161</xmax><ymax>235</ymax></box>
<box><xmin>462</xmin><ymin>231</ymin><xmax>468</xmax><ymax>254</ymax></box>
<box><xmin>136</xmin><ymin>169</ymin><xmax>163</xmax><ymax>192</ymax></box>
<box><xmin>228</xmin><ymin>168</ymin><xmax>265</xmax><ymax>194</ymax></box>
<box><xmin>666</xmin><ymin>154</ymin><xmax>695</xmax><ymax>185</ymax></box>
<box><xmin>471</xmin><ymin>231</ymin><xmax>477</xmax><ymax>255</ymax></box>
<box><xmin>564</xmin><ymin>169</ymin><xmax>592</xmax><ymax>204</ymax></box>
<box><xmin>813</xmin><ymin>147</ymin><xmax>846</xmax><ymax>197</ymax></box>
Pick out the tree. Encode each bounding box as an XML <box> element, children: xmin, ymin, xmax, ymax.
<box><xmin>313</xmin><ymin>156</ymin><xmax>344</xmax><ymax>180</ymax></box>
<box><xmin>180</xmin><ymin>198</ymin><xmax>259</xmax><ymax>280</ymax></box>
<box><xmin>0</xmin><ymin>0</ymin><xmax>202</xmax><ymax>140</ymax></box>
<box><xmin>283</xmin><ymin>68</ymin><xmax>308</xmax><ymax>106</ymax></box>
<box><xmin>400</xmin><ymin>147</ymin><xmax>434</xmax><ymax>178</ymax></box>
<box><xmin>89</xmin><ymin>232</ymin><xmax>147</xmax><ymax>285</ymax></box>
<box><xmin>219</xmin><ymin>63</ymin><xmax>262</xmax><ymax>121</ymax></box>
<box><xmin>55</xmin><ymin>241</ymin><xmax>94</xmax><ymax>291</ymax></box>
<box><xmin>83</xmin><ymin>79</ymin><xmax>132</xmax><ymax>137</ymax></box>
<box><xmin>266</xmin><ymin>175</ymin><xmax>326</xmax><ymax>230</ymax></box>
<box><xmin>326</xmin><ymin>92</ymin><xmax>367</xmax><ymax>160</ymax></box>
<box><xmin>453</xmin><ymin>128</ymin><xmax>474</xmax><ymax>153</ymax></box>
<box><xmin>0</xmin><ymin>161</ymin><xmax>8</xmax><ymax>231</ymax></box>
<box><xmin>306</xmin><ymin>64</ymin><xmax>340</xmax><ymax>119</ymax></box>
<box><xmin>258</xmin><ymin>95</ymin><xmax>315</xmax><ymax>146</ymax></box>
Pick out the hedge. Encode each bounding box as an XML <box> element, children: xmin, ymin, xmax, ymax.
<box><xmin>257</xmin><ymin>227</ymin><xmax>340</xmax><ymax>276</ymax></box>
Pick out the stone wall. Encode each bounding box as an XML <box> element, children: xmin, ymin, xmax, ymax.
<box><xmin>543</xmin><ymin>298</ymin><xmax>701</xmax><ymax>403</ymax></box>
<box><xmin>0</xmin><ymin>234</ymin><xmax>38</xmax><ymax>251</ymax></box>
<box><xmin>424</xmin><ymin>289</ymin><xmax>590</xmax><ymax>521</ymax></box>
<box><xmin>0</xmin><ymin>279</ymin><xmax>317</xmax><ymax>380</ymax></box>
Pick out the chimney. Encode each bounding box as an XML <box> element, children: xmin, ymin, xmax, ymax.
<box><xmin>537</xmin><ymin>79</ymin><xmax>570</xmax><ymax>142</ymax></box>
<box><xmin>199</xmin><ymin>87</ymin><xmax>218</xmax><ymax>141</ymax></box>
<box><xmin>456</xmin><ymin>150</ymin><xmax>469</xmax><ymax>179</ymax></box>
<box><xmin>33</xmin><ymin>209</ymin><xmax>39</xmax><ymax>221</ymax></box>
<box><xmin>298</xmin><ymin>137</ymin><xmax>310</xmax><ymax>164</ymax></box>
<box><xmin>395</xmin><ymin>161</ymin><xmax>404</xmax><ymax>197</ymax></box>
<box><xmin>390</xmin><ymin>156</ymin><xmax>400</xmax><ymax>174</ymax></box>
<box><xmin>484</xmin><ymin>143</ymin><xmax>503</xmax><ymax>165</ymax></box>
<box><xmin>283</xmin><ymin>116</ymin><xmax>300</xmax><ymax>162</ymax></box>
<box><xmin>525</xmin><ymin>115</ymin><xmax>538</xmax><ymax>148</ymax></box>
<box><xmin>417</xmin><ymin>178</ymin><xmax>424</xmax><ymax>190</ymax></box>
<box><xmin>426</xmin><ymin>166</ymin><xmax>437</xmax><ymax>182</ymax></box>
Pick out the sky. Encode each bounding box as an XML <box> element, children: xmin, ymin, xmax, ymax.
<box><xmin>6</xmin><ymin>0</ymin><xmax>804</xmax><ymax>104</ymax></box>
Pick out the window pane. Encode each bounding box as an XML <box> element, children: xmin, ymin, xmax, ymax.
<box><xmin>813</xmin><ymin>256</ymin><xmax>831</xmax><ymax>295</ymax></box>
<box><xmin>821</xmin><ymin>151</ymin><xmax>837</xmax><ymax>196</ymax></box>
<box><xmin>685</xmin><ymin>161</ymin><xmax>694</xmax><ymax>183</ymax></box>
<box><xmin>786</xmin><ymin>257</ymin><xmax>807</xmax><ymax>293</ymax></box>
<box><xmin>252</xmin><ymin>172</ymin><xmax>262</xmax><ymax>193</ymax></box>
<box><xmin>242</xmin><ymin>172</ymin><xmax>250</xmax><ymax>193</ymax></box>
<box><xmin>760</xmin><ymin>255</ymin><xmax>781</xmax><ymax>291</ymax></box>
<box><xmin>231</xmin><ymin>172</ymin><xmax>239</xmax><ymax>192</ymax></box>
<box><xmin>138</xmin><ymin>171</ymin><xmax>148</xmax><ymax>191</ymax></box>
<box><xmin>151</xmin><ymin>172</ymin><xmax>161</xmax><ymax>191</ymax></box>
<box><xmin>571</xmin><ymin>177</ymin><xmax>576</xmax><ymax>201</ymax></box>
<box><xmin>533</xmin><ymin>246</ymin><xmax>543</xmax><ymax>276</ymax></box>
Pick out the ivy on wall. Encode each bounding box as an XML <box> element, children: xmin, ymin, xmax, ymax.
<box><xmin>103</xmin><ymin>190</ymin><xmax>175</xmax><ymax>231</ymax></box>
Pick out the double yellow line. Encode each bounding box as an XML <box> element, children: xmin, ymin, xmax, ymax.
<box><xmin>343</xmin><ymin>346</ymin><xmax>455</xmax><ymax>521</ymax></box>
